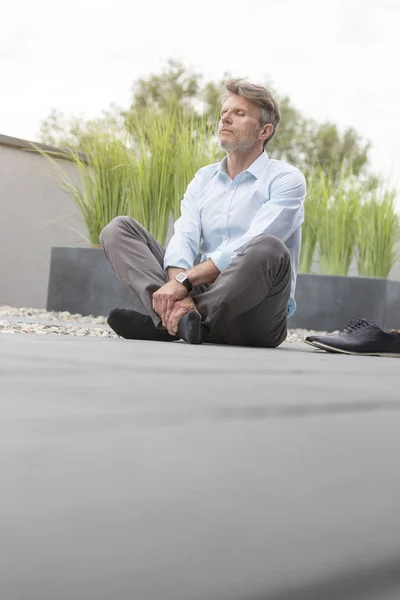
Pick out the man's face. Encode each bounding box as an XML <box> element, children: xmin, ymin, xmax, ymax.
<box><xmin>218</xmin><ymin>94</ymin><xmax>263</xmax><ymax>152</ymax></box>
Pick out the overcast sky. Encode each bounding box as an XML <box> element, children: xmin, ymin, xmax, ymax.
<box><xmin>2</xmin><ymin>0</ymin><xmax>400</xmax><ymax>190</ymax></box>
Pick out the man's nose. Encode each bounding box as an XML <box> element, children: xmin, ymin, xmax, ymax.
<box><xmin>222</xmin><ymin>113</ymin><xmax>232</xmax><ymax>124</ymax></box>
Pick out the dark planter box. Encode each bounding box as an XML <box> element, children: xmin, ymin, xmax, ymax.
<box><xmin>290</xmin><ymin>273</ymin><xmax>400</xmax><ymax>331</ymax></box>
<box><xmin>47</xmin><ymin>247</ymin><xmax>400</xmax><ymax>329</ymax></box>
<box><xmin>47</xmin><ymin>247</ymin><xmax>146</xmax><ymax>317</ymax></box>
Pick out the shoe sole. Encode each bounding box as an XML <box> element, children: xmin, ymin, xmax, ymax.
<box><xmin>304</xmin><ymin>339</ymin><xmax>400</xmax><ymax>358</ymax></box>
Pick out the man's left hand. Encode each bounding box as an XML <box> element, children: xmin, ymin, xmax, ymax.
<box><xmin>166</xmin><ymin>296</ymin><xmax>199</xmax><ymax>336</ymax></box>
<box><xmin>152</xmin><ymin>280</ymin><xmax>188</xmax><ymax>328</ymax></box>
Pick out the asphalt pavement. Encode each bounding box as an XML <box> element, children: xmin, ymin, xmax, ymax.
<box><xmin>1</xmin><ymin>333</ymin><xmax>400</xmax><ymax>600</ymax></box>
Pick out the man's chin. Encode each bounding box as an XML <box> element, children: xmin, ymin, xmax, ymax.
<box><xmin>219</xmin><ymin>141</ymin><xmax>236</xmax><ymax>152</ymax></box>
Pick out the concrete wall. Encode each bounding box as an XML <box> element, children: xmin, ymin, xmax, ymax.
<box><xmin>0</xmin><ymin>135</ymin><xmax>89</xmax><ymax>309</ymax></box>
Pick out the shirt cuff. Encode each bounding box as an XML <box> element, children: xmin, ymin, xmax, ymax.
<box><xmin>163</xmin><ymin>257</ymin><xmax>193</xmax><ymax>273</ymax></box>
<box><xmin>209</xmin><ymin>249</ymin><xmax>235</xmax><ymax>272</ymax></box>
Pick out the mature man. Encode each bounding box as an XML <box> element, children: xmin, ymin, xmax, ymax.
<box><xmin>100</xmin><ymin>80</ymin><xmax>306</xmax><ymax>347</ymax></box>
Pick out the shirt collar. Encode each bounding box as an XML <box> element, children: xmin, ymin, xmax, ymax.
<box><xmin>217</xmin><ymin>151</ymin><xmax>269</xmax><ymax>180</ymax></box>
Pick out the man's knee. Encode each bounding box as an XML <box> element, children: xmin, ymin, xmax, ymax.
<box><xmin>246</xmin><ymin>234</ymin><xmax>290</xmax><ymax>264</ymax></box>
<box><xmin>99</xmin><ymin>216</ymin><xmax>133</xmax><ymax>247</ymax></box>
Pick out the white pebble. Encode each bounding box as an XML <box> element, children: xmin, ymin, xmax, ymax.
<box><xmin>0</xmin><ymin>306</ymin><xmax>328</xmax><ymax>341</ymax></box>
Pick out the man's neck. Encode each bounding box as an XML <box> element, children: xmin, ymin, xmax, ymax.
<box><xmin>225</xmin><ymin>147</ymin><xmax>264</xmax><ymax>180</ymax></box>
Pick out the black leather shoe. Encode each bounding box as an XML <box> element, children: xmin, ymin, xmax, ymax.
<box><xmin>108</xmin><ymin>308</ymin><xmax>178</xmax><ymax>342</ymax></box>
<box><xmin>304</xmin><ymin>318</ymin><xmax>400</xmax><ymax>357</ymax></box>
<box><xmin>178</xmin><ymin>310</ymin><xmax>208</xmax><ymax>345</ymax></box>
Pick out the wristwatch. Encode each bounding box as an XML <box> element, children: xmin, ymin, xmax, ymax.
<box><xmin>175</xmin><ymin>272</ymin><xmax>193</xmax><ymax>292</ymax></box>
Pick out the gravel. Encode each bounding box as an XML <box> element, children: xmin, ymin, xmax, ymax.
<box><xmin>0</xmin><ymin>306</ymin><xmax>328</xmax><ymax>342</ymax></box>
<box><xmin>0</xmin><ymin>306</ymin><xmax>108</xmax><ymax>323</ymax></box>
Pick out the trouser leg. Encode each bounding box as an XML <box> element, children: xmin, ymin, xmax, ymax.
<box><xmin>194</xmin><ymin>234</ymin><xmax>291</xmax><ymax>348</ymax></box>
<box><xmin>99</xmin><ymin>216</ymin><xmax>169</xmax><ymax>328</ymax></box>
<box><xmin>99</xmin><ymin>216</ymin><xmax>204</xmax><ymax>329</ymax></box>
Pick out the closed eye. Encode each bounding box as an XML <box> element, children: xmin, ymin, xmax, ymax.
<box><xmin>220</xmin><ymin>110</ymin><xmax>246</xmax><ymax>117</ymax></box>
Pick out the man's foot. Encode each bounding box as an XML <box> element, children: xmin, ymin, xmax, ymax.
<box><xmin>304</xmin><ymin>318</ymin><xmax>400</xmax><ymax>357</ymax></box>
<box><xmin>107</xmin><ymin>308</ymin><xmax>178</xmax><ymax>342</ymax></box>
<box><xmin>178</xmin><ymin>310</ymin><xmax>208</xmax><ymax>345</ymax></box>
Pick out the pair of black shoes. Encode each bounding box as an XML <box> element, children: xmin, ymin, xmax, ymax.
<box><xmin>107</xmin><ymin>308</ymin><xmax>208</xmax><ymax>345</ymax></box>
<box><xmin>304</xmin><ymin>318</ymin><xmax>400</xmax><ymax>357</ymax></box>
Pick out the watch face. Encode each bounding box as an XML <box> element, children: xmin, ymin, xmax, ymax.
<box><xmin>176</xmin><ymin>273</ymin><xmax>186</xmax><ymax>283</ymax></box>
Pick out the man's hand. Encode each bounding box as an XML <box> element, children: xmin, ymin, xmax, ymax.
<box><xmin>166</xmin><ymin>296</ymin><xmax>199</xmax><ymax>336</ymax></box>
<box><xmin>152</xmin><ymin>280</ymin><xmax>188</xmax><ymax>328</ymax></box>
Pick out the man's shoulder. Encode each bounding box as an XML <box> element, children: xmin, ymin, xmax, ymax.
<box><xmin>266</xmin><ymin>157</ymin><xmax>305</xmax><ymax>180</ymax></box>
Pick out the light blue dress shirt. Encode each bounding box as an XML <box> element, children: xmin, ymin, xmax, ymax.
<box><xmin>163</xmin><ymin>151</ymin><xmax>306</xmax><ymax>317</ymax></box>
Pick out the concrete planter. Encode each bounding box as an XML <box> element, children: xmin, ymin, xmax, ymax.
<box><xmin>290</xmin><ymin>273</ymin><xmax>400</xmax><ymax>331</ymax></box>
<box><xmin>47</xmin><ymin>247</ymin><xmax>400</xmax><ymax>329</ymax></box>
<box><xmin>47</xmin><ymin>247</ymin><xmax>146</xmax><ymax>317</ymax></box>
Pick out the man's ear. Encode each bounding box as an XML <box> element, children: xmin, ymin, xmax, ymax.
<box><xmin>261</xmin><ymin>123</ymin><xmax>274</xmax><ymax>140</ymax></box>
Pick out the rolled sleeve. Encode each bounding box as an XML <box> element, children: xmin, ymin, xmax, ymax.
<box><xmin>208</xmin><ymin>248</ymin><xmax>234</xmax><ymax>272</ymax></box>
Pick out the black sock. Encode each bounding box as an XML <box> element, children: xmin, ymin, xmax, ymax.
<box><xmin>107</xmin><ymin>309</ymin><xmax>178</xmax><ymax>342</ymax></box>
<box><xmin>178</xmin><ymin>310</ymin><xmax>209</xmax><ymax>344</ymax></box>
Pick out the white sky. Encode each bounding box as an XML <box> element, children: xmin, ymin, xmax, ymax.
<box><xmin>2</xmin><ymin>0</ymin><xmax>400</xmax><ymax>190</ymax></box>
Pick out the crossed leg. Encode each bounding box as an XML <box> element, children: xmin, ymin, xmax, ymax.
<box><xmin>100</xmin><ymin>217</ymin><xmax>291</xmax><ymax>347</ymax></box>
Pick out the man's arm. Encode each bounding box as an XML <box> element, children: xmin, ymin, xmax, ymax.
<box><xmin>208</xmin><ymin>170</ymin><xmax>306</xmax><ymax>272</ymax></box>
<box><xmin>163</xmin><ymin>172</ymin><xmax>202</xmax><ymax>273</ymax></box>
<box><xmin>153</xmin><ymin>172</ymin><xmax>203</xmax><ymax>328</ymax></box>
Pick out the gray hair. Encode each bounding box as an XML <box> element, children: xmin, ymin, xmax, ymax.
<box><xmin>221</xmin><ymin>79</ymin><xmax>281</xmax><ymax>149</ymax></box>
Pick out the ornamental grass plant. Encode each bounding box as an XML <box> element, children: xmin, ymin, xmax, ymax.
<box><xmin>300</xmin><ymin>166</ymin><xmax>360</xmax><ymax>275</ymax></box>
<box><xmin>356</xmin><ymin>186</ymin><xmax>400</xmax><ymax>278</ymax></box>
<box><xmin>127</xmin><ymin>105</ymin><xmax>222</xmax><ymax>244</ymax></box>
<box><xmin>299</xmin><ymin>166</ymin><xmax>326</xmax><ymax>273</ymax></box>
<box><xmin>33</xmin><ymin>128</ymin><xmax>136</xmax><ymax>246</ymax></box>
<box><xmin>317</xmin><ymin>167</ymin><xmax>360</xmax><ymax>276</ymax></box>
<box><xmin>300</xmin><ymin>165</ymin><xmax>399</xmax><ymax>278</ymax></box>
<box><xmin>37</xmin><ymin>105</ymin><xmax>222</xmax><ymax>247</ymax></box>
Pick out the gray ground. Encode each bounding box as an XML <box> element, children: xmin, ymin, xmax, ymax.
<box><xmin>1</xmin><ymin>332</ymin><xmax>400</xmax><ymax>600</ymax></box>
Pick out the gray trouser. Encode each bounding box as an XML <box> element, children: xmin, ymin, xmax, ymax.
<box><xmin>100</xmin><ymin>216</ymin><xmax>291</xmax><ymax>347</ymax></box>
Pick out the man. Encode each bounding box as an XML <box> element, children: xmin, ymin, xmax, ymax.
<box><xmin>100</xmin><ymin>79</ymin><xmax>306</xmax><ymax>347</ymax></box>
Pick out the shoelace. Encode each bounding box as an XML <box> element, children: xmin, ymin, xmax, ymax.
<box><xmin>339</xmin><ymin>318</ymin><xmax>373</xmax><ymax>334</ymax></box>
